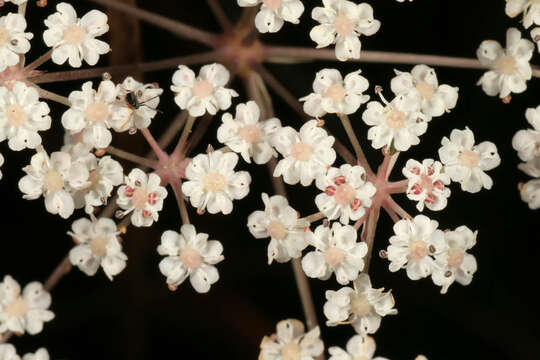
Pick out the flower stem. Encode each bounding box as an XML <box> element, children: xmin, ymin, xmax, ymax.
<box><xmin>304</xmin><ymin>212</ymin><xmax>325</xmax><ymax>224</ymax></box>
<box><xmin>24</xmin><ymin>49</ymin><xmax>53</xmax><ymax>72</ymax></box>
<box><xmin>106</xmin><ymin>146</ymin><xmax>157</xmax><ymax>168</ymax></box>
<box><xmin>18</xmin><ymin>2</ymin><xmax>27</xmax><ymax>15</ymax></box>
<box><xmin>386</xmin><ymin>179</ymin><xmax>408</xmax><ymax>194</ymax></box>
<box><xmin>185</xmin><ymin>114</ymin><xmax>216</xmax><ymax>156</ymax></box>
<box><xmin>140</xmin><ymin>128</ymin><xmax>168</xmax><ymax>162</ymax></box>
<box><xmin>338</xmin><ymin>113</ymin><xmax>373</xmax><ymax>176</ymax></box>
<box><xmin>34</xmin><ymin>86</ymin><xmax>71</xmax><ymax>106</ymax></box>
<box><xmin>362</xmin><ymin>206</ymin><xmax>380</xmax><ymax>273</ymax></box>
<box><xmin>173</xmin><ymin>115</ymin><xmax>197</xmax><ymax>156</ymax></box>
<box><xmin>206</xmin><ymin>0</ymin><xmax>232</xmax><ymax>31</ymax></box>
<box><xmin>383</xmin><ymin>196</ymin><xmax>412</xmax><ymax>220</ymax></box>
<box><xmin>170</xmin><ymin>178</ymin><xmax>190</xmax><ymax>225</ymax></box>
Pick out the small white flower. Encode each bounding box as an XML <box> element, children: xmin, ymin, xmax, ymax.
<box><xmin>0</xmin><ymin>276</ymin><xmax>54</xmax><ymax>335</ymax></box>
<box><xmin>310</xmin><ymin>0</ymin><xmax>380</xmax><ymax>61</ymax></box>
<box><xmin>247</xmin><ymin>193</ymin><xmax>311</xmax><ymax>264</ymax></box>
<box><xmin>0</xmin><ymin>82</ymin><xmax>51</xmax><ymax>151</ymax></box>
<box><xmin>115</xmin><ymin>76</ymin><xmax>163</xmax><ymax>130</ymax></box>
<box><xmin>0</xmin><ymin>344</ymin><xmax>20</xmax><ymax>360</ymax></box>
<box><xmin>362</xmin><ymin>93</ymin><xmax>427</xmax><ymax>152</ymax></box>
<box><xmin>390</xmin><ymin>65</ymin><xmax>459</xmax><ymax>121</ymax></box>
<box><xmin>157</xmin><ymin>225</ymin><xmax>224</xmax><ymax>293</ymax></box>
<box><xmin>518</xmin><ymin>156</ymin><xmax>540</xmax><ymax>177</ymax></box>
<box><xmin>302</xmin><ymin>222</ymin><xmax>367</xmax><ymax>285</ymax></box>
<box><xmin>512</xmin><ymin>105</ymin><xmax>540</xmax><ymax>162</ymax></box>
<box><xmin>328</xmin><ymin>335</ymin><xmax>388</xmax><ymax>360</ymax></box>
<box><xmin>217</xmin><ymin>101</ymin><xmax>281</xmax><ymax>164</ymax></box>
<box><xmin>43</xmin><ymin>2</ymin><xmax>110</xmax><ymax>68</ymax></box>
<box><xmin>0</xmin><ymin>153</ymin><xmax>4</xmax><ymax>180</ymax></box>
<box><xmin>300</xmin><ymin>68</ymin><xmax>370</xmax><ymax>118</ymax></box>
<box><xmin>259</xmin><ymin>319</ymin><xmax>324</xmax><ymax>360</ymax></box>
<box><xmin>324</xmin><ymin>274</ymin><xmax>397</xmax><ymax>335</ymax></box>
<box><xmin>68</xmin><ymin>216</ymin><xmax>127</xmax><ymax>280</ymax></box>
<box><xmin>438</xmin><ymin>127</ymin><xmax>501</xmax><ymax>193</ymax></box>
<box><xmin>171</xmin><ymin>63</ymin><xmax>238</xmax><ymax>117</ymax></box>
<box><xmin>21</xmin><ymin>348</ymin><xmax>49</xmax><ymax>360</ymax></box>
<box><xmin>403</xmin><ymin>159</ymin><xmax>451</xmax><ymax>211</ymax></box>
<box><xmin>0</xmin><ymin>13</ymin><xmax>33</xmax><ymax>72</ymax></box>
<box><xmin>116</xmin><ymin>169</ymin><xmax>167</xmax><ymax>227</ymax></box>
<box><xmin>432</xmin><ymin>226</ymin><xmax>477</xmax><ymax>294</ymax></box>
<box><xmin>273</xmin><ymin>120</ymin><xmax>336</xmax><ymax>186</ymax></box>
<box><xmin>520</xmin><ymin>178</ymin><xmax>540</xmax><ymax>209</ymax></box>
<box><xmin>386</xmin><ymin>215</ymin><xmax>446</xmax><ymax>280</ymax></box>
<box><xmin>505</xmin><ymin>0</ymin><xmax>540</xmax><ymax>28</ymax></box>
<box><xmin>182</xmin><ymin>150</ymin><xmax>251</xmax><ymax>215</ymax></box>
<box><xmin>18</xmin><ymin>150</ymin><xmax>79</xmax><ymax>219</ymax></box>
<box><xmin>476</xmin><ymin>28</ymin><xmax>534</xmax><ymax>98</ymax></box>
<box><xmin>237</xmin><ymin>0</ymin><xmax>304</xmax><ymax>33</ymax></box>
<box><xmin>315</xmin><ymin>164</ymin><xmax>375</xmax><ymax>224</ymax></box>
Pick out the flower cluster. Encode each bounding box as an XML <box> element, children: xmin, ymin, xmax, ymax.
<box><xmin>0</xmin><ymin>344</ymin><xmax>50</xmax><ymax>360</ymax></box>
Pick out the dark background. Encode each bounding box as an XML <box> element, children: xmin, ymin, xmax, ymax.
<box><xmin>1</xmin><ymin>0</ymin><xmax>539</xmax><ymax>359</ymax></box>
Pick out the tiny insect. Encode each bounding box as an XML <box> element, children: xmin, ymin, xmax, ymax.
<box><xmin>115</xmin><ymin>82</ymin><xmax>162</xmax><ymax>131</ymax></box>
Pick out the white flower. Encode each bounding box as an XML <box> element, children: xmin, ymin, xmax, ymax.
<box><xmin>324</xmin><ymin>274</ymin><xmax>397</xmax><ymax>335</ymax></box>
<box><xmin>438</xmin><ymin>127</ymin><xmax>501</xmax><ymax>193</ymax></box>
<box><xmin>362</xmin><ymin>93</ymin><xmax>427</xmax><ymax>152</ymax></box>
<box><xmin>217</xmin><ymin>101</ymin><xmax>281</xmax><ymax>164</ymax></box>
<box><xmin>518</xmin><ymin>156</ymin><xmax>540</xmax><ymax>177</ymax></box>
<box><xmin>68</xmin><ymin>216</ymin><xmax>127</xmax><ymax>280</ymax></box>
<box><xmin>247</xmin><ymin>193</ymin><xmax>311</xmax><ymax>264</ymax></box>
<box><xmin>432</xmin><ymin>226</ymin><xmax>477</xmax><ymax>294</ymax></box>
<box><xmin>43</xmin><ymin>2</ymin><xmax>110</xmax><ymax>68</ymax></box>
<box><xmin>115</xmin><ymin>76</ymin><xmax>163</xmax><ymax>130</ymax></box>
<box><xmin>18</xmin><ymin>150</ymin><xmax>79</xmax><ymax>219</ymax></box>
<box><xmin>273</xmin><ymin>120</ymin><xmax>336</xmax><ymax>186</ymax></box>
<box><xmin>259</xmin><ymin>319</ymin><xmax>324</xmax><ymax>360</ymax></box>
<box><xmin>520</xmin><ymin>178</ymin><xmax>540</xmax><ymax>209</ymax></box>
<box><xmin>157</xmin><ymin>225</ymin><xmax>224</xmax><ymax>293</ymax></box>
<box><xmin>0</xmin><ymin>13</ymin><xmax>33</xmax><ymax>72</ymax></box>
<box><xmin>182</xmin><ymin>150</ymin><xmax>251</xmax><ymax>215</ymax></box>
<box><xmin>512</xmin><ymin>105</ymin><xmax>540</xmax><ymax>162</ymax></box>
<box><xmin>0</xmin><ymin>82</ymin><xmax>51</xmax><ymax>151</ymax></box>
<box><xmin>505</xmin><ymin>0</ymin><xmax>540</xmax><ymax>28</ymax></box>
<box><xmin>386</xmin><ymin>215</ymin><xmax>446</xmax><ymax>280</ymax></box>
<box><xmin>0</xmin><ymin>344</ymin><xmax>20</xmax><ymax>360</ymax></box>
<box><xmin>237</xmin><ymin>0</ymin><xmax>304</xmax><ymax>33</ymax></box>
<box><xmin>402</xmin><ymin>159</ymin><xmax>451</xmax><ymax>211</ymax></box>
<box><xmin>310</xmin><ymin>0</ymin><xmax>380</xmax><ymax>61</ymax></box>
<box><xmin>22</xmin><ymin>349</ymin><xmax>49</xmax><ymax>360</ymax></box>
<box><xmin>302</xmin><ymin>222</ymin><xmax>367</xmax><ymax>285</ymax></box>
<box><xmin>62</xmin><ymin>80</ymin><xmax>130</xmax><ymax>149</ymax></box>
<box><xmin>300</xmin><ymin>68</ymin><xmax>370</xmax><ymax>118</ymax></box>
<box><xmin>171</xmin><ymin>63</ymin><xmax>238</xmax><ymax>117</ymax></box>
<box><xmin>476</xmin><ymin>28</ymin><xmax>534</xmax><ymax>98</ymax></box>
<box><xmin>390</xmin><ymin>65</ymin><xmax>458</xmax><ymax>121</ymax></box>
<box><xmin>328</xmin><ymin>335</ymin><xmax>388</xmax><ymax>360</ymax></box>
<box><xmin>116</xmin><ymin>169</ymin><xmax>167</xmax><ymax>227</ymax></box>
<box><xmin>0</xmin><ymin>276</ymin><xmax>54</xmax><ymax>335</ymax></box>
<box><xmin>315</xmin><ymin>165</ymin><xmax>375</xmax><ymax>224</ymax></box>
<box><xmin>0</xmin><ymin>153</ymin><xmax>4</xmax><ymax>180</ymax></box>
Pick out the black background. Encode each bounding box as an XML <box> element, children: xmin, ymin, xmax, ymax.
<box><xmin>0</xmin><ymin>0</ymin><xmax>539</xmax><ymax>359</ymax></box>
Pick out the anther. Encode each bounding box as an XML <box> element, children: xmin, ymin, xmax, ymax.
<box><xmin>444</xmin><ymin>270</ymin><xmax>452</xmax><ymax>277</ymax></box>
<box><xmin>206</xmin><ymin>144</ymin><xmax>214</xmax><ymax>153</ymax></box>
<box><xmin>316</xmin><ymin>119</ymin><xmax>325</xmax><ymax>127</ymax></box>
<box><xmin>36</xmin><ymin>0</ymin><xmax>47</xmax><ymax>7</ymax></box>
<box><xmin>323</xmin><ymin>218</ymin><xmax>329</xmax><ymax>227</ymax></box>
<box><xmin>428</xmin><ymin>245</ymin><xmax>436</xmax><ymax>253</ymax></box>
<box><xmin>128</xmin><ymin>127</ymin><xmax>137</xmax><ymax>135</ymax></box>
<box><xmin>95</xmin><ymin>149</ymin><xmax>106</xmax><ymax>157</ymax></box>
<box><xmin>379</xmin><ymin>250</ymin><xmax>388</xmax><ymax>259</ymax></box>
<box><xmin>168</xmin><ymin>283</ymin><xmax>178</xmax><ymax>291</ymax></box>
<box><xmin>197</xmin><ymin>207</ymin><xmax>205</xmax><ymax>215</ymax></box>
<box><xmin>115</xmin><ymin>210</ymin><xmax>125</xmax><ymax>219</ymax></box>
<box><xmin>102</xmin><ymin>72</ymin><xmax>112</xmax><ymax>81</ymax></box>
<box><xmin>502</xmin><ymin>95</ymin><xmax>512</xmax><ymax>104</ymax></box>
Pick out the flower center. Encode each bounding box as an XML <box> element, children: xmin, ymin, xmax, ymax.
<box><xmin>416</xmin><ymin>81</ymin><xmax>435</xmax><ymax>100</ymax></box>
<box><xmin>324</xmin><ymin>84</ymin><xmax>347</xmax><ymax>103</ymax></box>
<box><xmin>334</xmin><ymin>183</ymin><xmax>356</xmax><ymax>205</ymax></box>
<box><xmin>90</xmin><ymin>236</ymin><xmax>109</xmax><ymax>257</ymax></box>
<box><xmin>239</xmin><ymin>125</ymin><xmax>262</xmax><ymax>144</ymax></box>
<box><xmin>291</xmin><ymin>142</ymin><xmax>312</xmax><ymax>161</ymax></box>
<box><xmin>447</xmin><ymin>248</ymin><xmax>465</xmax><ymax>267</ymax></box>
<box><xmin>409</xmin><ymin>240</ymin><xmax>428</xmax><ymax>260</ymax></box>
<box><xmin>192</xmin><ymin>80</ymin><xmax>214</xmax><ymax>98</ymax></box>
<box><xmin>281</xmin><ymin>342</ymin><xmax>301</xmax><ymax>360</ymax></box>
<box><xmin>419</xmin><ymin>174</ymin><xmax>434</xmax><ymax>193</ymax></box>
<box><xmin>132</xmin><ymin>188</ymin><xmax>148</xmax><ymax>210</ymax></box>
<box><xmin>180</xmin><ymin>247</ymin><xmax>202</xmax><ymax>269</ymax></box>
<box><xmin>85</xmin><ymin>103</ymin><xmax>109</xmax><ymax>123</ymax></box>
<box><xmin>459</xmin><ymin>150</ymin><xmax>480</xmax><ymax>168</ymax></box>
<box><xmin>44</xmin><ymin>170</ymin><xmax>64</xmax><ymax>193</ymax></box>
<box><xmin>0</xmin><ymin>26</ymin><xmax>10</xmax><ymax>47</ymax></box>
<box><xmin>495</xmin><ymin>55</ymin><xmax>517</xmax><ymax>75</ymax></box>
<box><xmin>267</xmin><ymin>220</ymin><xmax>287</xmax><ymax>240</ymax></box>
<box><xmin>6</xmin><ymin>104</ymin><xmax>27</xmax><ymax>127</ymax></box>
<box><xmin>385</xmin><ymin>110</ymin><xmax>406</xmax><ymax>129</ymax></box>
<box><xmin>87</xmin><ymin>170</ymin><xmax>101</xmax><ymax>188</ymax></box>
<box><xmin>5</xmin><ymin>297</ymin><xmax>28</xmax><ymax>317</ymax></box>
<box><xmin>333</xmin><ymin>14</ymin><xmax>354</xmax><ymax>36</ymax></box>
<box><xmin>203</xmin><ymin>172</ymin><xmax>227</xmax><ymax>192</ymax></box>
<box><xmin>63</xmin><ymin>24</ymin><xmax>87</xmax><ymax>45</ymax></box>
<box><xmin>324</xmin><ymin>246</ymin><xmax>345</xmax><ymax>266</ymax></box>
<box><xmin>350</xmin><ymin>294</ymin><xmax>372</xmax><ymax>317</ymax></box>
<box><xmin>263</xmin><ymin>0</ymin><xmax>282</xmax><ymax>11</ymax></box>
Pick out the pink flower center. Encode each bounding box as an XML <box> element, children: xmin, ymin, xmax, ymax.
<box><xmin>192</xmin><ymin>80</ymin><xmax>214</xmax><ymax>98</ymax></box>
<box><xmin>324</xmin><ymin>246</ymin><xmax>345</xmax><ymax>266</ymax></box>
<box><xmin>263</xmin><ymin>0</ymin><xmax>282</xmax><ymax>11</ymax></box>
<box><xmin>459</xmin><ymin>150</ymin><xmax>480</xmax><ymax>168</ymax></box>
<box><xmin>410</xmin><ymin>240</ymin><xmax>428</xmax><ymax>260</ymax></box>
<box><xmin>239</xmin><ymin>125</ymin><xmax>262</xmax><ymax>143</ymax></box>
<box><xmin>6</xmin><ymin>104</ymin><xmax>27</xmax><ymax>127</ymax></box>
<box><xmin>495</xmin><ymin>55</ymin><xmax>517</xmax><ymax>75</ymax></box>
<box><xmin>85</xmin><ymin>103</ymin><xmax>109</xmax><ymax>123</ymax></box>
<box><xmin>0</xmin><ymin>26</ymin><xmax>10</xmax><ymax>47</ymax></box>
<box><xmin>202</xmin><ymin>172</ymin><xmax>227</xmax><ymax>192</ymax></box>
<box><xmin>267</xmin><ymin>220</ymin><xmax>287</xmax><ymax>240</ymax></box>
<box><xmin>333</xmin><ymin>14</ymin><xmax>354</xmax><ymax>36</ymax></box>
<box><xmin>87</xmin><ymin>170</ymin><xmax>101</xmax><ymax>189</ymax></box>
<box><xmin>447</xmin><ymin>248</ymin><xmax>465</xmax><ymax>267</ymax></box>
<box><xmin>44</xmin><ymin>170</ymin><xmax>64</xmax><ymax>193</ymax></box>
<box><xmin>281</xmin><ymin>342</ymin><xmax>301</xmax><ymax>360</ymax></box>
<box><xmin>291</xmin><ymin>142</ymin><xmax>312</xmax><ymax>161</ymax></box>
<box><xmin>415</xmin><ymin>81</ymin><xmax>434</xmax><ymax>100</ymax></box>
<box><xmin>63</xmin><ymin>24</ymin><xmax>87</xmax><ymax>45</ymax></box>
<box><xmin>385</xmin><ymin>110</ymin><xmax>406</xmax><ymax>129</ymax></box>
<box><xmin>132</xmin><ymin>188</ymin><xmax>148</xmax><ymax>210</ymax></box>
<box><xmin>5</xmin><ymin>297</ymin><xmax>28</xmax><ymax>317</ymax></box>
<box><xmin>324</xmin><ymin>84</ymin><xmax>347</xmax><ymax>103</ymax></box>
<box><xmin>90</xmin><ymin>236</ymin><xmax>109</xmax><ymax>257</ymax></box>
<box><xmin>419</xmin><ymin>174</ymin><xmax>435</xmax><ymax>193</ymax></box>
<box><xmin>180</xmin><ymin>247</ymin><xmax>202</xmax><ymax>269</ymax></box>
<box><xmin>334</xmin><ymin>183</ymin><xmax>356</xmax><ymax>205</ymax></box>
<box><xmin>350</xmin><ymin>294</ymin><xmax>372</xmax><ymax>316</ymax></box>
